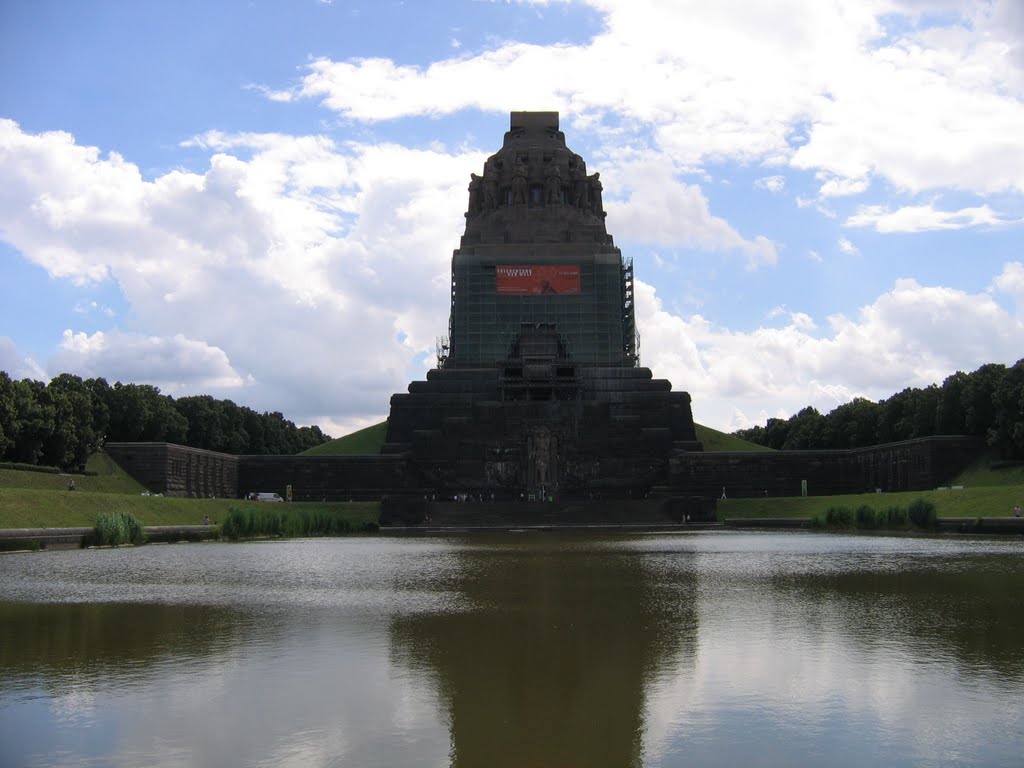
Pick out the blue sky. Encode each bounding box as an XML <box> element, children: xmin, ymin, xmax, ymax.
<box><xmin>2</xmin><ymin>0</ymin><xmax>1022</xmax><ymax>437</ymax></box>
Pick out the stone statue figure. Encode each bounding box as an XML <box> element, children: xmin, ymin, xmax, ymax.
<box><xmin>544</xmin><ymin>162</ymin><xmax>562</xmax><ymax>205</ymax></box>
<box><xmin>571</xmin><ymin>155</ymin><xmax>589</xmax><ymax>209</ymax></box>
<box><xmin>511</xmin><ymin>155</ymin><xmax>528</xmax><ymax>206</ymax></box>
<box><xmin>483</xmin><ymin>162</ymin><xmax>499</xmax><ymax>210</ymax></box>
<box><xmin>588</xmin><ymin>172</ymin><xmax>604</xmax><ymax>216</ymax></box>
<box><xmin>467</xmin><ymin>173</ymin><xmax>482</xmax><ymax>215</ymax></box>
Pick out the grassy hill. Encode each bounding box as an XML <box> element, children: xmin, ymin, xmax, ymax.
<box><xmin>301</xmin><ymin>421</ymin><xmax>389</xmax><ymax>455</ymax></box>
<box><xmin>303</xmin><ymin>420</ymin><xmax>772</xmax><ymax>456</ymax></box>
<box><xmin>695</xmin><ymin>423</ymin><xmax>774</xmax><ymax>452</ymax></box>
<box><xmin>0</xmin><ymin>452</ymin><xmax>378</xmax><ymax>530</ymax></box>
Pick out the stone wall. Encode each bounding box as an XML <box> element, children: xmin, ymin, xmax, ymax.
<box><xmin>105</xmin><ymin>442</ymin><xmax>239</xmax><ymax>499</ymax></box>
<box><xmin>237</xmin><ymin>454</ymin><xmax>416</xmax><ymax>501</ymax></box>
<box><xmin>667</xmin><ymin>435</ymin><xmax>983</xmax><ymax>499</ymax></box>
<box><xmin>105</xmin><ymin>435</ymin><xmax>983</xmax><ymax>502</ymax></box>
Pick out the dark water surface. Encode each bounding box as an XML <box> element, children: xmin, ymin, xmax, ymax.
<box><xmin>2</xmin><ymin>532</ymin><xmax>1023</xmax><ymax>767</ymax></box>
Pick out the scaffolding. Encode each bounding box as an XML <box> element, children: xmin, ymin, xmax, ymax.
<box><xmin>446</xmin><ymin>253</ymin><xmax>634</xmax><ymax>368</ymax></box>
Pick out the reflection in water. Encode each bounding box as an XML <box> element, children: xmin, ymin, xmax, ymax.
<box><xmin>389</xmin><ymin>535</ymin><xmax>698</xmax><ymax>767</ymax></box>
<box><xmin>1</xmin><ymin>533</ymin><xmax>1022</xmax><ymax>767</ymax></box>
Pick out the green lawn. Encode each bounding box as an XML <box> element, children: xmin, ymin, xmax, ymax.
<box><xmin>0</xmin><ymin>486</ymin><xmax>381</xmax><ymax>530</ymax></box>
<box><xmin>695</xmin><ymin>423</ymin><xmax>773</xmax><ymax>452</ymax></box>
<box><xmin>0</xmin><ymin>454</ymin><xmax>380</xmax><ymax>530</ymax></box>
<box><xmin>301</xmin><ymin>421</ymin><xmax>389</xmax><ymax>455</ymax></box>
<box><xmin>718</xmin><ymin>484</ymin><xmax>1024</xmax><ymax>521</ymax></box>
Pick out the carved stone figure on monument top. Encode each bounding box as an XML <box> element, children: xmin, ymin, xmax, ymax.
<box><xmin>544</xmin><ymin>162</ymin><xmax>562</xmax><ymax>205</ymax></box>
<box><xmin>511</xmin><ymin>155</ymin><xmax>528</xmax><ymax>206</ymax></box>
<box><xmin>483</xmin><ymin>161</ymin><xmax>499</xmax><ymax>210</ymax></box>
<box><xmin>571</xmin><ymin>154</ymin><xmax>589</xmax><ymax>209</ymax></box>
<box><xmin>467</xmin><ymin>173</ymin><xmax>482</xmax><ymax>216</ymax></box>
<box><xmin>588</xmin><ymin>172</ymin><xmax>604</xmax><ymax>217</ymax></box>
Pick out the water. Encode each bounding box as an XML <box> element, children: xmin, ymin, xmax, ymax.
<box><xmin>2</xmin><ymin>532</ymin><xmax>1022</xmax><ymax>767</ymax></box>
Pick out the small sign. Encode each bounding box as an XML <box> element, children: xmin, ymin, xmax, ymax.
<box><xmin>286</xmin><ymin>484</ymin><xmax>293</xmax><ymax>502</ymax></box>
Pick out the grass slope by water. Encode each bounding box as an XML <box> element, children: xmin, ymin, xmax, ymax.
<box><xmin>2</xmin><ymin>443</ymin><xmax>1020</xmax><ymax>531</ymax></box>
<box><xmin>0</xmin><ymin>452</ymin><xmax>378</xmax><ymax>530</ymax></box>
<box><xmin>717</xmin><ymin>485</ymin><xmax>1024</xmax><ymax>521</ymax></box>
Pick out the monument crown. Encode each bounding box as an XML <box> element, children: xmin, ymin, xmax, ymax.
<box><xmin>448</xmin><ymin>111</ymin><xmax>631</xmax><ymax>369</ymax></box>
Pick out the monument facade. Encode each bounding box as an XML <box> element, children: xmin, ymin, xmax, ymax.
<box><xmin>382</xmin><ymin>112</ymin><xmax>702</xmax><ymax>508</ymax></box>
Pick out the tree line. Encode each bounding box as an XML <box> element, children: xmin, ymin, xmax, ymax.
<box><xmin>732</xmin><ymin>359</ymin><xmax>1024</xmax><ymax>458</ymax></box>
<box><xmin>0</xmin><ymin>371</ymin><xmax>333</xmax><ymax>469</ymax></box>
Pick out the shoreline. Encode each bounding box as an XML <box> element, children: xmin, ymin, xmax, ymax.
<box><xmin>3</xmin><ymin>516</ymin><xmax>1022</xmax><ymax>551</ymax></box>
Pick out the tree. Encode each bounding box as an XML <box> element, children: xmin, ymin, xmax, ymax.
<box><xmin>8</xmin><ymin>379</ymin><xmax>54</xmax><ymax>464</ymax></box>
<box><xmin>935</xmin><ymin>371</ymin><xmax>968</xmax><ymax>434</ymax></box>
<box><xmin>782</xmin><ymin>406</ymin><xmax>826</xmax><ymax>449</ymax></box>
<box><xmin>824</xmin><ymin>398</ymin><xmax>880</xmax><ymax>448</ymax></box>
<box><xmin>107</xmin><ymin>383</ymin><xmax>187</xmax><ymax>443</ymax></box>
<box><xmin>989</xmin><ymin>358</ymin><xmax>1024</xmax><ymax>458</ymax></box>
<box><xmin>961</xmin><ymin>363</ymin><xmax>1005</xmax><ymax>437</ymax></box>
<box><xmin>42</xmin><ymin>373</ymin><xmax>100</xmax><ymax>467</ymax></box>
<box><xmin>0</xmin><ymin>371</ymin><xmax>17</xmax><ymax>459</ymax></box>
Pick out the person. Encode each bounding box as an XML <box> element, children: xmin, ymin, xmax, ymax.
<box><xmin>1014</xmin><ymin>504</ymin><xmax>1022</xmax><ymax>518</ymax></box>
<box><xmin>203</xmin><ymin>515</ymin><xmax>210</xmax><ymax>525</ymax></box>
<box><xmin>720</xmin><ymin>486</ymin><xmax>726</xmax><ymax>500</ymax></box>
<box><xmin>67</xmin><ymin>479</ymin><xmax>76</xmax><ymax>491</ymax></box>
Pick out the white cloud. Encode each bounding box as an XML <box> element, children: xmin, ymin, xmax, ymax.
<box><xmin>846</xmin><ymin>203</ymin><xmax>1013</xmax><ymax>232</ymax></box>
<box><xmin>838</xmin><ymin>237</ymin><xmax>859</xmax><ymax>256</ymax></box>
<box><xmin>0</xmin><ymin>337</ymin><xmax>46</xmax><ymax>381</ymax></box>
<box><xmin>609</xmin><ymin>161</ymin><xmax>777</xmax><ymax>269</ymax></box>
<box><xmin>51</xmin><ymin>330</ymin><xmax>250</xmax><ymax>394</ymax></box>
<box><xmin>267</xmin><ymin>0</ymin><xmax>1024</xmax><ymax>200</ymax></box>
<box><xmin>754</xmin><ymin>175</ymin><xmax>785</xmax><ymax>193</ymax></box>
<box><xmin>818</xmin><ymin>176</ymin><xmax>869</xmax><ymax>198</ymax></box>
<box><xmin>636</xmin><ymin>273</ymin><xmax>1023</xmax><ymax>431</ymax></box>
<box><xmin>992</xmin><ymin>261</ymin><xmax>1024</xmax><ymax>312</ymax></box>
<box><xmin>0</xmin><ymin>120</ymin><xmax>483</xmax><ymax>433</ymax></box>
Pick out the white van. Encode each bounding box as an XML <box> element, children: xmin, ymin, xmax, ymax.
<box><xmin>254</xmin><ymin>492</ymin><xmax>284</xmax><ymax>503</ymax></box>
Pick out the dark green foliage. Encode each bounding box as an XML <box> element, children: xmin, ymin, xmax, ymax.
<box><xmin>819</xmin><ymin>506</ymin><xmax>854</xmax><ymax>528</ymax></box>
<box><xmin>882</xmin><ymin>506</ymin><xmax>909</xmax><ymax>528</ymax></box>
<box><xmin>220</xmin><ymin>505</ymin><xmax>370</xmax><ymax>540</ymax></box>
<box><xmin>0</xmin><ymin>370</ymin><xmax>332</xmax><ymax>467</ymax></box>
<box><xmin>814</xmin><ymin>499</ymin><xmax>933</xmax><ymax>531</ymax></box>
<box><xmin>91</xmin><ymin>511</ymin><xmax>146</xmax><ymax>546</ymax></box>
<box><xmin>734</xmin><ymin>359</ymin><xmax>1024</xmax><ymax>458</ymax></box>
<box><xmin>0</xmin><ymin>462</ymin><xmax>60</xmax><ymax>474</ymax></box>
<box><xmin>908</xmin><ymin>499</ymin><xmax>937</xmax><ymax>529</ymax></box>
<box><xmin>855</xmin><ymin>504</ymin><xmax>880</xmax><ymax>529</ymax></box>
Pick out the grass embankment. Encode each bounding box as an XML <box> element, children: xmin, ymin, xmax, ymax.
<box><xmin>0</xmin><ymin>452</ymin><xmax>380</xmax><ymax>531</ymax></box>
<box><xmin>720</xmin><ymin>487</ymin><xmax>1024</xmax><ymax>521</ymax></box>
<box><xmin>694</xmin><ymin>423</ymin><xmax>774</xmax><ymax>452</ymax></box>
<box><xmin>301</xmin><ymin>421</ymin><xmax>388</xmax><ymax>455</ymax></box>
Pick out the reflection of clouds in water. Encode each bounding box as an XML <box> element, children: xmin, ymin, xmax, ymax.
<box><xmin>49</xmin><ymin>683</ymin><xmax>97</xmax><ymax>724</ymax></box>
<box><xmin>105</xmin><ymin>615</ymin><xmax>447</xmax><ymax>768</ymax></box>
<box><xmin>641</xmin><ymin>533</ymin><xmax>1024</xmax><ymax>766</ymax></box>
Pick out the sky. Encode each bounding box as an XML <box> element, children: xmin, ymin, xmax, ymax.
<box><xmin>1</xmin><ymin>0</ymin><xmax>1022</xmax><ymax>438</ymax></box>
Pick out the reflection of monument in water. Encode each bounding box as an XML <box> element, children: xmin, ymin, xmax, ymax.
<box><xmin>383</xmin><ymin>112</ymin><xmax>704</xmax><ymax>520</ymax></box>
<box><xmin>388</xmin><ymin>538</ymin><xmax>699</xmax><ymax>767</ymax></box>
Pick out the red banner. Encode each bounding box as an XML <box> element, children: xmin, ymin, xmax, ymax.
<box><xmin>495</xmin><ymin>265</ymin><xmax>580</xmax><ymax>295</ymax></box>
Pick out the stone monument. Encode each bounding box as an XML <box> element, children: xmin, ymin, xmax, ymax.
<box><xmin>382</xmin><ymin>112</ymin><xmax>702</xmax><ymax>512</ymax></box>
